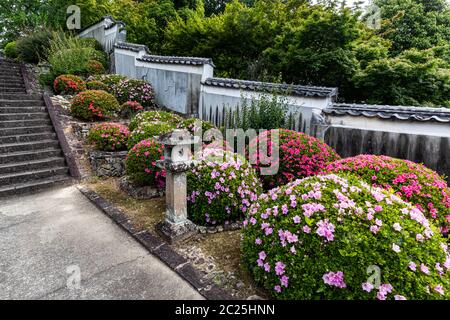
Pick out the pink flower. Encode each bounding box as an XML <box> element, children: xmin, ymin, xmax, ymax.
<box><xmin>293</xmin><ymin>216</ymin><xmax>301</xmax><ymax>224</ymax></box>
<box><xmin>434</xmin><ymin>285</ymin><xmax>444</xmax><ymax>295</ymax></box>
<box><xmin>302</xmin><ymin>225</ymin><xmax>311</xmax><ymax>233</ymax></box>
<box><xmin>420</xmin><ymin>264</ymin><xmax>430</xmax><ymax>275</ymax></box>
<box><xmin>258</xmin><ymin>251</ymin><xmax>266</xmax><ymax>260</ymax></box>
<box><xmin>280</xmin><ymin>275</ymin><xmax>289</xmax><ymax>288</ymax></box>
<box><xmin>408</xmin><ymin>262</ymin><xmax>417</xmax><ymax>271</ymax></box>
<box><xmin>393</xmin><ymin>223</ymin><xmax>402</xmax><ymax>231</ymax></box>
<box><xmin>374</xmin><ymin>205</ymin><xmax>383</xmax><ymax>212</ymax></box>
<box><xmin>392</xmin><ymin>244</ymin><xmax>401</xmax><ymax>253</ymax></box>
<box><xmin>275</xmin><ymin>261</ymin><xmax>286</xmax><ymax>276</ymax></box>
<box><xmin>322</xmin><ymin>271</ymin><xmax>346</xmax><ymax>288</ymax></box>
<box><xmin>394</xmin><ymin>295</ymin><xmax>407</xmax><ymax>300</ymax></box>
<box><xmin>362</xmin><ymin>282</ymin><xmax>374</xmax><ymax>292</ymax></box>
<box><xmin>255</xmin><ymin>238</ymin><xmax>262</xmax><ymax>245</ymax></box>
<box><xmin>264</xmin><ymin>263</ymin><xmax>270</xmax><ymax>272</ymax></box>
<box><xmin>316</xmin><ymin>219</ymin><xmax>335</xmax><ymax>241</ymax></box>
<box><xmin>274</xmin><ymin>285</ymin><xmax>281</xmax><ymax>293</ymax></box>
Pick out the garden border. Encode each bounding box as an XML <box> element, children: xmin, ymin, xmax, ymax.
<box><xmin>77</xmin><ymin>186</ymin><xmax>236</xmax><ymax>300</ymax></box>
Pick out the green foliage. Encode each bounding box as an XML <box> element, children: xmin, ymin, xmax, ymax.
<box><xmin>87</xmin><ymin>122</ymin><xmax>130</xmax><ymax>151</ymax></box>
<box><xmin>225</xmin><ymin>92</ymin><xmax>292</xmax><ymax>131</ymax></box>
<box><xmin>129</xmin><ymin>110</ymin><xmax>183</xmax><ymax>131</ymax></box>
<box><xmin>125</xmin><ymin>139</ymin><xmax>165</xmax><ymax>187</ymax></box>
<box><xmin>86</xmin><ymin>60</ymin><xmax>106</xmax><ymax>75</ymax></box>
<box><xmin>127</xmin><ymin>121</ymin><xmax>176</xmax><ymax>149</ymax></box>
<box><xmin>354</xmin><ymin>48</ymin><xmax>450</xmax><ymax>107</ymax></box>
<box><xmin>15</xmin><ymin>30</ymin><xmax>53</xmax><ymax>63</ymax></box>
<box><xmin>177</xmin><ymin>118</ymin><xmax>215</xmax><ymax>135</ymax></box>
<box><xmin>70</xmin><ymin>90</ymin><xmax>120</xmax><ymax>121</ymax></box>
<box><xmin>4</xmin><ymin>41</ymin><xmax>18</xmax><ymax>59</ymax></box>
<box><xmin>53</xmin><ymin>74</ymin><xmax>86</xmax><ymax>95</ymax></box>
<box><xmin>187</xmin><ymin>149</ymin><xmax>262</xmax><ymax>225</ymax></box>
<box><xmin>86</xmin><ymin>80</ymin><xmax>109</xmax><ymax>91</ymax></box>
<box><xmin>242</xmin><ymin>174</ymin><xmax>450</xmax><ymax>299</ymax></box>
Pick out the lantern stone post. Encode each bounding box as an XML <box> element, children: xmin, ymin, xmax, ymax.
<box><xmin>156</xmin><ymin>129</ymin><xmax>199</xmax><ymax>243</ymax></box>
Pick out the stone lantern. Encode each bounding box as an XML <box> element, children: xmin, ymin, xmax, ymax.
<box><xmin>156</xmin><ymin>129</ymin><xmax>199</xmax><ymax>243</ymax></box>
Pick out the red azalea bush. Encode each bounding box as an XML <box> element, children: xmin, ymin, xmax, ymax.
<box><xmin>125</xmin><ymin>139</ymin><xmax>165</xmax><ymax>187</ymax></box>
<box><xmin>70</xmin><ymin>90</ymin><xmax>120</xmax><ymax>121</ymax></box>
<box><xmin>121</xmin><ymin>101</ymin><xmax>144</xmax><ymax>118</ymax></box>
<box><xmin>53</xmin><ymin>74</ymin><xmax>86</xmax><ymax>95</ymax></box>
<box><xmin>325</xmin><ymin>155</ymin><xmax>450</xmax><ymax>234</ymax></box>
<box><xmin>87</xmin><ymin>122</ymin><xmax>130</xmax><ymax>151</ymax></box>
<box><xmin>249</xmin><ymin>129</ymin><xmax>340</xmax><ymax>189</ymax></box>
<box><xmin>86</xmin><ymin>59</ymin><xmax>105</xmax><ymax>75</ymax></box>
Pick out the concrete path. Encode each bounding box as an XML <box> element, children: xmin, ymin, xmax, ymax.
<box><xmin>0</xmin><ymin>186</ymin><xmax>203</xmax><ymax>300</ymax></box>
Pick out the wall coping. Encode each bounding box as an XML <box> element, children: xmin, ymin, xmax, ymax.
<box><xmin>137</xmin><ymin>54</ymin><xmax>215</xmax><ymax>67</ymax></box>
<box><xmin>325</xmin><ymin>103</ymin><xmax>450</xmax><ymax>123</ymax></box>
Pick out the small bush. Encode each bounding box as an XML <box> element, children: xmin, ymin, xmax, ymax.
<box><xmin>177</xmin><ymin>118</ymin><xmax>215</xmax><ymax>135</ymax></box>
<box><xmin>127</xmin><ymin>121</ymin><xmax>175</xmax><ymax>149</ymax></box>
<box><xmin>325</xmin><ymin>155</ymin><xmax>450</xmax><ymax>235</ymax></box>
<box><xmin>249</xmin><ymin>129</ymin><xmax>341</xmax><ymax>189</ymax></box>
<box><xmin>70</xmin><ymin>90</ymin><xmax>120</xmax><ymax>121</ymax></box>
<box><xmin>4</xmin><ymin>41</ymin><xmax>18</xmax><ymax>59</ymax></box>
<box><xmin>90</xmin><ymin>74</ymin><xmax>127</xmax><ymax>89</ymax></box>
<box><xmin>242</xmin><ymin>174</ymin><xmax>450</xmax><ymax>300</ymax></box>
<box><xmin>86</xmin><ymin>80</ymin><xmax>108</xmax><ymax>91</ymax></box>
<box><xmin>87</xmin><ymin>122</ymin><xmax>130</xmax><ymax>152</ymax></box>
<box><xmin>79</xmin><ymin>37</ymin><xmax>103</xmax><ymax>51</ymax></box>
<box><xmin>129</xmin><ymin>111</ymin><xmax>183</xmax><ymax>131</ymax></box>
<box><xmin>16</xmin><ymin>31</ymin><xmax>53</xmax><ymax>63</ymax></box>
<box><xmin>86</xmin><ymin>59</ymin><xmax>105</xmax><ymax>75</ymax></box>
<box><xmin>125</xmin><ymin>139</ymin><xmax>165</xmax><ymax>187</ymax></box>
<box><xmin>113</xmin><ymin>78</ymin><xmax>156</xmax><ymax>107</ymax></box>
<box><xmin>121</xmin><ymin>101</ymin><xmax>144</xmax><ymax>118</ymax></box>
<box><xmin>187</xmin><ymin>148</ymin><xmax>262</xmax><ymax>226</ymax></box>
<box><xmin>53</xmin><ymin>75</ymin><xmax>86</xmax><ymax>95</ymax></box>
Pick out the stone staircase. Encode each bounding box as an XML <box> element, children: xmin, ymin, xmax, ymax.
<box><xmin>0</xmin><ymin>58</ymin><xmax>71</xmax><ymax>197</ymax></box>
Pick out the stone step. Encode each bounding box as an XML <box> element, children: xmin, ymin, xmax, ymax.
<box><xmin>0</xmin><ymin>125</ymin><xmax>54</xmax><ymax>136</ymax></box>
<box><xmin>0</xmin><ymin>106</ymin><xmax>46</xmax><ymax>114</ymax></box>
<box><xmin>0</xmin><ymin>73</ymin><xmax>22</xmax><ymax>79</ymax></box>
<box><xmin>0</xmin><ymin>83</ymin><xmax>25</xmax><ymax>89</ymax></box>
<box><xmin>0</xmin><ymin>148</ymin><xmax>63</xmax><ymax>164</ymax></box>
<box><xmin>0</xmin><ymin>80</ymin><xmax>25</xmax><ymax>86</ymax></box>
<box><xmin>0</xmin><ymin>94</ymin><xmax>42</xmax><ymax>100</ymax></box>
<box><xmin>0</xmin><ymin>157</ymin><xmax>66</xmax><ymax>175</ymax></box>
<box><xmin>0</xmin><ymin>112</ymin><xmax>49</xmax><ymax>121</ymax></box>
<box><xmin>0</xmin><ymin>166</ymin><xmax>69</xmax><ymax>185</ymax></box>
<box><xmin>0</xmin><ymin>87</ymin><xmax>27</xmax><ymax>93</ymax></box>
<box><xmin>0</xmin><ymin>132</ymin><xmax>56</xmax><ymax>144</ymax></box>
<box><xmin>0</xmin><ymin>100</ymin><xmax>45</xmax><ymax>107</ymax></box>
<box><xmin>0</xmin><ymin>139</ymin><xmax>60</xmax><ymax>154</ymax></box>
<box><xmin>0</xmin><ymin>76</ymin><xmax>24</xmax><ymax>82</ymax></box>
<box><xmin>0</xmin><ymin>118</ymin><xmax>52</xmax><ymax>128</ymax></box>
<box><xmin>0</xmin><ymin>175</ymin><xmax>71</xmax><ymax>198</ymax></box>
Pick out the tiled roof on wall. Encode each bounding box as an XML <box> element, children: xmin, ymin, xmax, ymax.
<box><xmin>202</xmin><ymin>78</ymin><xmax>338</xmax><ymax>98</ymax></box>
<box><xmin>137</xmin><ymin>55</ymin><xmax>214</xmax><ymax>66</ymax></box>
<box><xmin>114</xmin><ymin>42</ymin><xmax>149</xmax><ymax>53</ymax></box>
<box><xmin>79</xmin><ymin>15</ymin><xmax>124</xmax><ymax>33</ymax></box>
<box><xmin>324</xmin><ymin>103</ymin><xmax>450</xmax><ymax>123</ymax></box>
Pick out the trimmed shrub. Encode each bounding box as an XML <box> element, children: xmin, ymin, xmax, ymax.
<box><xmin>121</xmin><ymin>101</ymin><xmax>144</xmax><ymax>118</ymax></box>
<box><xmin>177</xmin><ymin>118</ymin><xmax>215</xmax><ymax>135</ymax></box>
<box><xmin>16</xmin><ymin>31</ymin><xmax>53</xmax><ymax>63</ymax></box>
<box><xmin>129</xmin><ymin>111</ymin><xmax>183</xmax><ymax>131</ymax></box>
<box><xmin>90</xmin><ymin>74</ymin><xmax>127</xmax><ymax>89</ymax></box>
<box><xmin>86</xmin><ymin>59</ymin><xmax>105</xmax><ymax>75</ymax></box>
<box><xmin>242</xmin><ymin>174</ymin><xmax>450</xmax><ymax>300</ymax></box>
<box><xmin>113</xmin><ymin>78</ymin><xmax>156</xmax><ymax>107</ymax></box>
<box><xmin>125</xmin><ymin>139</ymin><xmax>165</xmax><ymax>187</ymax></box>
<box><xmin>87</xmin><ymin>122</ymin><xmax>130</xmax><ymax>152</ymax></box>
<box><xmin>187</xmin><ymin>148</ymin><xmax>262</xmax><ymax>226</ymax></box>
<box><xmin>70</xmin><ymin>90</ymin><xmax>120</xmax><ymax>121</ymax></box>
<box><xmin>325</xmin><ymin>155</ymin><xmax>450</xmax><ymax>235</ymax></box>
<box><xmin>127</xmin><ymin>121</ymin><xmax>175</xmax><ymax>149</ymax></box>
<box><xmin>4</xmin><ymin>41</ymin><xmax>18</xmax><ymax>59</ymax></box>
<box><xmin>86</xmin><ymin>80</ymin><xmax>109</xmax><ymax>91</ymax></box>
<box><xmin>249</xmin><ymin>129</ymin><xmax>341</xmax><ymax>189</ymax></box>
<box><xmin>53</xmin><ymin>75</ymin><xmax>86</xmax><ymax>95</ymax></box>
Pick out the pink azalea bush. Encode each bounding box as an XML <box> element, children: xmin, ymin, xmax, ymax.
<box><xmin>129</xmin><ymin>110</ymin><xmax>183</xmax><ymax>131</ymax></box>
<box><xmin>125</xmin><ymin>139</ymin><xmax>165</xmax><ymax>187</ymax></box>
<box><xmin>242</xmin><ymin>174</ymin><xmax>450</xmax><ymax>299</ymax></box>
<box><xmin>121</xmin><ymin>101</ymin><xmax>144</xmax><ymax>118</ymax></box>
<box><xmin>87</xmin><ymin>122</ymin><xmax>130</xmax><ymax>151</ymax></box>
<box><xmin>325</xmin><ymin>155</ymin><xmax>450</xmax><ymax>235</ymax></box>
<box><xmin>249</xmin><ymin>129</ymin><xmax>340</xmax><ymax>189</ymax></box>
<box><xmin>187</xmin><ymin>149</ymin><xmax>262</xmax><ymax>226</ymax></box>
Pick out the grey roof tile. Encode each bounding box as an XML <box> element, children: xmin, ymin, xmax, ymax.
<box><xmin>137</xmin><ymin>55</ymin><xmax>214</xmax><ymax>66</ymax></box>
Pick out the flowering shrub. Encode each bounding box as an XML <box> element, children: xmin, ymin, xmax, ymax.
<box><xmin>86</xmin><ymin>59</ymin><xmax>105</xmax><ymax>75</ymax></box>
<box><xmin>87</xmin><ymin>122</ymin><xmax>130</xmax><ymax>151</ymax></box>
<box><xmin>129</xmin><ymin>111</ymin><xmax>183</xmax><ymax>131</ymax></box>
<box><xmin>90</xmin><ymin>74</ymin><xmax>127</xmax><ymax>88</ymax></box>
<box><xmin>121</xmin><ymin>101</ymin><xmax>144</xmax><ymax>118</ymax></box>
<box><xmin>325</xmin><ymin>155</ymin><xmax>450</xmax><ymax>235</ymax></box>
<box><xmin>86</xmin><ymin>80</ymin><xmax>108</xmax><ymax>91</ymax></box>
<box><xmin>187</xmin><ymin>149</ymin><xmax>262</xmax><ymax>226</ymax></box>
<box><xmin>249</xmin><ymin>129</ymin><xmax>340</xmax><ymax>189</ymax></box>
<box><xmin>70</xmin><ymin>90</ymin><xmax>120</xmax><ymax>121</ymax></box>
<box><xmin>53</xmin><ymin>75</ymin><xmax>86</xmax><ymax>95</ymax></box>
<box><xmin>177</xmin><ymin>118</ymin><xmax>215</xmax><ymax>135</ymax></box>
<box><xmin>242</xmin><ymin>174</ymin><xmax>450</xmax><ymax>300</ymax></box>
<box><xmin>125</xmin><ymin>139</ymin><xmax>165</xmax><ymax>187</ymax></box>
<box><xmin>127</xmin><ymin>121</ymin><xmax>175</xmax><ymax>149</ymax></box>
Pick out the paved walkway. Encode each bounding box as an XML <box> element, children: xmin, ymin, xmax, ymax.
<box><xmin>0</xmin><ymin>186</ymin><xmax>203</xmax><ymax>300</ymax></box>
